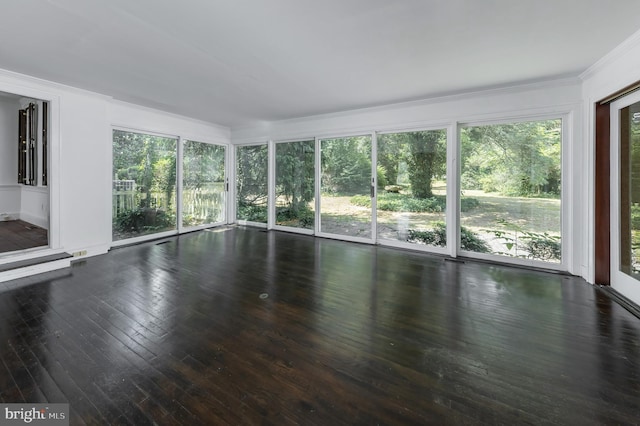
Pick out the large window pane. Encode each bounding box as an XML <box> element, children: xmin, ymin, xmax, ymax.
<box><xmin>619</xmin><ymin>102</ymin><xmax>640</xmax><ymax>277</ymax></box>
<box><xmin>182</xmin><ymin>141</ymin><xmax>226</xmax><ymax>228</ymax></box>
<box><xmin>275</xmin><ymin>140</ymin><xmax>315</xmax><ymax>229</ymax></box>
<box><xmin>236</xmin><ymin>144</ymin><xmax>268</xmax><ymax>223</ymax></box>
<box><xmin>377</xmin><ymin>130</ymin><xmax>447</xmax><ymax>248</ymax></box>
<box><xmin>320</xmin><ymin>136</ymin><xmax>372</xmax><ymax>239</ymax></box>
<box><xmin>112</xmin><ymin>130</ymin><xmax>177</xmax><ymax>241</ymax></box>
<box><xmin>460</xmin><ymin>119</ymin><xmax>562</xmax><ymax>263</ymax></box>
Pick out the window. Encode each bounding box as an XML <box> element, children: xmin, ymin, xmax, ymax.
<box><xmin>459</xmin><ymin>119</ymin><xmax>562</xmax><ymax>263</ymax></box>
<box><xmin>319</xmin><ymin>136</ymin><xmax>373</xmax><ymax>239</ymax></box>
<box><xmin>377</xmin><ymin>129</ymin><xmax>447</xmax><ymax>248</ymax></box>
<box><xmin>18</xmin><ymin>101</ymin><xmax>48</xmax><ymax>186</ymax></box>
<box><xmin>112</xmin><ymin>130</ymin><xmax>177</xmax><ymax>240</ymax></box>
<box><xmin>275</xmin><ymin>140</ymin><xmax>315</xmax><ymax>229</ymax></box>
<box><xmin>236</xmin><ymin>144</ymin><xmax>268</xmax><ymax>223</ymax></box>
<box><xmin>182</xmin><ymin>140</ymin><xmax>226</xmax><ymax>228</ymax></box>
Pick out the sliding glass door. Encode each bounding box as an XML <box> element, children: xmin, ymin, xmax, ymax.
<box><xmin>611</xmin><ymin>91</ymin><xmax>640</xmax><ymax>301</ymax></box>
<box><xmin>113</xmin><ymin>130</ymin><xmax>230</xmax><ymax>244</ymax></box>
<box><xmin>459</xmin><ymin>119</ymin><xmax>562</xmax><ymax>264</ymax></box>
<box><xmin>318</xmin><ymin>135</ymin><xmax>374</xmax><ymax>241</ymax></box>
<box><xmin>230</xmin><ymin>117</ymin><xmax>566</xmax><ymax>269</ymax></box>
<box><xmin>112</xmin><ymin>130</ymin><xmax>177</xmax><ymax>241</ymax></box>
<box><xmin>274</xmin><ymin>140</ymin><xmax>315</xmax><ymax>231</ymax></box>
<box><xmin>182</xmin><ymin>140</ymin><xmax>226</xmax><ymax>229</ymax></box>
<box><xmin>376</xmin><ymin>129</ymin><xmax>448</xmax><ymax>250</ymax></box>
<box><xmin>236</xmin><ymin>144</ymin><xmax>268</xmax><ymax>225</ymax></box>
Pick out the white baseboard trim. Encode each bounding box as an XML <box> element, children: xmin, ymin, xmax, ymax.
<box><xmin>0</xmin><ymin>212</ymin><xmax>20</xmax><ymax>221</ymax></box>
<box><xmin>19</xmin><ymin>212</ymin><xmax>49</xmax><ymax>230</ymax></box>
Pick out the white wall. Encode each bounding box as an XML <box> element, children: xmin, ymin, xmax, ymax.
<box><xmin>0</xmin><ymin>186</ymin><xmax>19</xmax><ymax>221</ymax></box>
<box><xmin>582</xmin><ymin>29</ymin><xmax>640</xmax><ymax>303</ymax></box>
<box><xmin>232</xmin><ymin>78</ymin><xmax>585</xmax><ymax>276</ymax></box>
<box><xmin>0</xmin><ymin>96</ymin><xmax>18</xmax><ymax>185</ymax></box>
<box><xmin>0</xmin><ymin>96</ymin><xmax>20</xmax><ymax>221</ymax></box>
<box><xmin>0</xmin><ymin>68</ymin><xmax>231</xmax><ymax>263</ymax></box>
<box><xmin>20</xmin><ymin>186</ymin><xmax>48</xmax><ymax>229</ymax></box>
<box><xmin>111</xmin><ymin>100</ymin><xmax>230</xmax><ymax>144</ymax></box>
<box><xmin>0</xmin><ymin>70</ymin><xmax>111</xmax><ymax>256</ymax></box>
<box><xmin>233</xmin><ymin>79</ymin><xmax>582</xmax><ymax>142</ymax></box>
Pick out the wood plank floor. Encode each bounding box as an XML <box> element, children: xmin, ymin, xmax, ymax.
<box><xmin>0</xmin><ymin>220</ymin><xmax>48</xmax><ymax>254</ymax></box>
<box><xmin>0</xmin><ymin>226</ymin><xmax>639</xmax><ymax>425</ymax></box>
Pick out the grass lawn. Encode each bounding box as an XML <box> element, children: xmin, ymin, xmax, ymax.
<box><xmin>317</xmin><ymin>187</ymin><xmax>561</xmax><ymax>262</ymax></box>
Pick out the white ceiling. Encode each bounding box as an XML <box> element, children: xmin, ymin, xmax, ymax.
<box><xmin>0</xmin><ymin>0</ymin><xmax>639</xmax><ymax>128</ymax></box>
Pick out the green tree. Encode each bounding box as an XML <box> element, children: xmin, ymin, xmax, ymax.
<box><xmin>321</xmin><ymin>137</ymin><xmax>371</xmax><ymax>195</ymax></box>
<box><xmin>237</xmin><ymin>145</ymin><xmax>268</xmax><ymax>220</ymax></box>
<box><xmin>377</xmin><ymin>130</ymin><xmax>447</xmax><ymax>198</ymax></box>
<box><xmin>152</xmin><ymin>156</ymin><xmax>176</xmax><ymax>208</ymax></box>
<box><xmin>113</xmin><ymin>130</ymin><xmax>177</xmax><ymax>210</ymax></box>
<box><xmin>406</xmin><ymin>130</ymin><xmax>447</xmax><ymax>198</ymax></box>
<box><xmin>461</xmin><ymin>120</ymin><xmax>561</xmax><ymax>197</ymax></box>
<box><xmin>276</xmin><ymin>140</ymin><xmax>315</xmax><ymax>217</ymax></box>
<box><xmin>183</xmin><ymin>141</ymin><xmax>225</xmax><ymax>189</ymax></box>
<box><xmin>377</xmin><ymin>134</ymin><xmax>404</xmax><ymax>186</ymax></box>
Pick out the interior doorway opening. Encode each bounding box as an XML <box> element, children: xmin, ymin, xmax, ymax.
<box><xmin>0</xmin><ymin>91</ymin><xmax>50</xmax><ymax>256</ymax></box>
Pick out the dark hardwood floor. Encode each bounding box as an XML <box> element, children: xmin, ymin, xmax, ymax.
<box><xmin>0</xmin><ymin>220</ymin><xmax>48</xmax><ymax>254</ymax></box>
<box><xmin>0</xmin><ymin>226</ymin><xmax>639</xmax><ymax>425</ymax></box>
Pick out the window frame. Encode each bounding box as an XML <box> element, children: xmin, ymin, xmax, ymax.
<box><xmin>375</xmin><ymin>124</ymin><xmax>454</xmax><ymax>256</ymax></box>
<box><xmin>270</xmin><ymin>138</ymin><xmax>316</xmax><ymax>235</ymax></box>
<box><xmin>180</xmin><ymin>139</ymin><xmax>228</xmax><ymax>232</ymax></box>
<box><xmin>456</xmin><ymin>113</ymin><xmax>570</xmax><ymax>271</ymax></box>
<box><xmin>235</xmin><ymin>142</ymin><xmax>269</xmax><ymax>228</ymax></box>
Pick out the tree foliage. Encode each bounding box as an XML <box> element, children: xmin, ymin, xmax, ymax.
<box><xmin>407</xmin><ymin>222</ymin><xmax>490</xmax><ymax>252</ymax></box>
<box><xmin>236</xmin><ymin>145</ymin><xmax>268</xmax><ymax>221</ymax></box>
<box><xmin>406</xmin><ymin>131</ymin><xmax>447</xmax><ymax>198</ymax></box>
<box><xmin>377</xmin><ymin>130</ymin><xmax>447</xmax><ymax>199</ymax></box>
<box><xmin>183</xmin><ymin>141</ymin><xmax>225</xmax><ymax>189</ymax></box>
<box><xmin>113</xmin><ymin>130</ymin><xmax>177</xmax><ymax>210</ymax></box>
<box><xmin>461</xmin><ymin>120</ymin><xmax>561</xmax><ymax>197</ymax></box>
<box><xmin>112</xmin><ymin>130</ymin><xmax>178</xmax><ymax>238</ymax></box>
<box><xmin>321</xmin><ymin>137</ymin><xmax>372</xmax><ymax>195</ymax></box>
<box><xmin>276</xmin><ymin>140</ymin><xmax>315</xmax><ymax>218</ymax></box>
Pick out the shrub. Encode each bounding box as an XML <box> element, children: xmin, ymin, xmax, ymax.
<box><xmin>276</xmin><ymin>205</ymin><xmax>314</xmax><ymax>228</ymax></box>
<box><xmin>485</xmin><ymin>224</ymin><xmax>561</xmax><ymax>261</ymax></box>
<box><xmin>407</xmin><ymin>222</ymin><xmax>490</xmax><ymax>252</ymax></box>
<box><xmin>350</xmin><ymin>193</ymin><xmax>479</xmax><ymax>213</ymax></box>
<box><xmin>460</xmin><ymin>226</ymin><xmax>491</xmax><ymax>253</ymax></box>
<box><xmin>114</xmin><ymin>207</ymin><xmax>174</xmax><ymax>234</ymax></box>
<box><xmin>522</xmin><ymin>233</ymin><xmax>561</xmax><ymax>261</ymax></box>
<box><xmin>237</xmin><ymin>204</ymin><xmax>268</xmax><ymax>222</ymax></box>
<box><xmin>407</xmin><ymin>225</ymin><xmax>446</xmax><ymax>247</ymax></box>
<box><xmin>632</xmin><ymin>205</ymin><xmax>640</xmax><ymax>229</ymax></box>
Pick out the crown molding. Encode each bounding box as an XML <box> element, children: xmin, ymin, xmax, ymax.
<box><xmin>0</xmin><ymin>67</ymin><xmax>112</xmax><ymax>101</ymax></box>
<box><xmin>580</xmin><ymin>28</ymin><xmax>640</xmax><ymax>81</ymax></box>
<box><xmin>232</xmin><ymin>75</ymin><xmax>581</xmax><ymax>133</ymax></box>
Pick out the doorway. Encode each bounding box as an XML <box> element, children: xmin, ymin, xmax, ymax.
<box><xmin>318</xmin><ymin>135</ymin><xmax>375</xmax><ymax>242</ymax></box>
<box><xmin>610</xmin><ymin>90</ymin><xmax>640</xmax><ymax>300</ymax></box>
<box><xmin>0</xmin><ymin>91</ymin><xmax>50</xmax><ymax>256</ymax></box>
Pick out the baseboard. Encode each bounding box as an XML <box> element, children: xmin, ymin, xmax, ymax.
<box><xmin>19</xmin><ymin>212</ymin><xmax>49</xmax><ymax>230</ymax></box>
<box><xmin>67</xmin><ymin>243</ymin><xmax>110</xmax><ymax>260</ymax></box>
<box><xmin>0</xmin><ymin>213</ymin><xmax>20</xmax><ymax>221</ymax></box>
